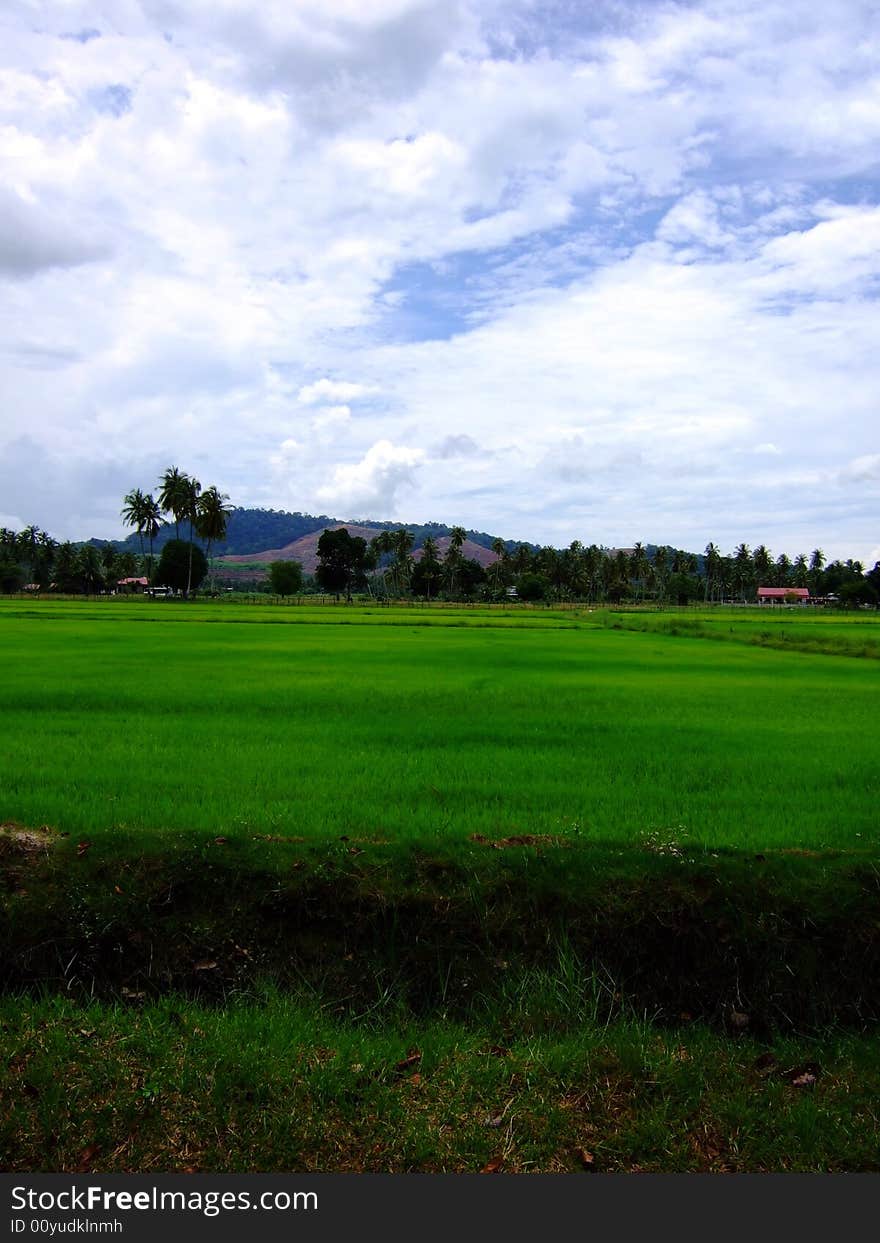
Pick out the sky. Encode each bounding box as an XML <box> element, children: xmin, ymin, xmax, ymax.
<box><xmin>1</xmin><ymin>0</ymin><xmax>878</xmax><ymax>562</ymax></box>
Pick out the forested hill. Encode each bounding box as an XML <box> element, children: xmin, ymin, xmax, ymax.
<box><xmin>109</xmin><ymin>508</ymin><xmax>531</xmax><ymax>557</ymax></box>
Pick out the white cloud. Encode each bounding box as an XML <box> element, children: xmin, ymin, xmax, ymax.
<box><xmin>838</xmin><ymin>453</ymin><xmax>880</xmax><ymax>484</ymax></box>
<box><xmin>316</xmin><ymin>439</ymin><xmax>424</xmax><ymax>514</ymax></box>
<box><xmin>0</xmin><ymin>0</ymin><xmax>878</xmax><ymax>561</ymax></box>
<box><xmin>298</xmin><ymin>379</ymin><xmax>373</xmax><ymax>405</ymax></box>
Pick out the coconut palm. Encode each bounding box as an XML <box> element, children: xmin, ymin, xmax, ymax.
<box><xmin>121</xmin><ymin>488</ymin><xmax>148</xmax><ymax>562</ymax></box>
<box><xmin>733</xmin><ymin>543</ymin><xmax>752</xmax><ymax>602</ymax></box>
<box><xmin>629</xmin><ymin>542</ymin><xmax>649</xmax><ymax>602</ymax></box>
<box><xmin>443</xmin><ymin>526</ymin><xmax>467</xmax><ymax>599</ymax></box>
<box><xmin>142</xmin><ymin>494</ymin><xmax>162</xmax><ymax>582</ymax></box>
<box><xmin>704</xmin><ymin>542</ymin><xmax>721</xmax><ymax>602</ymax></box>
<box><xmin>196</xmin><ymin>486</ymin><xmax>233</xmax><ymax>592</ymax></box>
<box><xmin>652</xmin><ymin>545</ymin><xmax>670</xmax><ymax>603</ymax></box>
<box><xmin>158</xmin><ymin>466</ymin><xmax>191</xmax><ymax>539</ymax></box>
<box><xmin>753</xmin><ymin>544</ymin><xmax>772</xmax><ymax>586</ymax></box>
<box><xmin>180</xmin><ymin>476</ymin><xmax>202</xmax><ymax>596</ymax></box>
<box><xmin>775</xmin><ymin>552</ymin><xmax>792</xmax><ymax>588</ymax></box>
<box><xmin>488</xmin><ymin>537</ymin><xmax>508</xmax><ymax>596</ymax></box>
<box><xmin>417</xmin><ymin>536</ymin><xmax>442</xmax><ymax>601</ymax></box>
<box><xmin>77</xmin><ymin>544</ymin><xmax>103</xmax><ymax>595</ymax></box>
<box><xmin>809</xmin><ymin>548</ymin><xmax>826</xmax><ymax>594</ymax></box>
<box><xmin>368</xmin><ymin>531</ymin><xmax>396</xmax><ymax>596</ymax></box>
<box><xmin>392</xmin><ymin>529</ymin><xmax>414</xmax><ymax>595</ymax></box>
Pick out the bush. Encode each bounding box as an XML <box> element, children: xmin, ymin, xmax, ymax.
<box><xmin>268</xmin><ymin>560</ymin><xmax>303</xmax><ymax>596</ymax></box>
<box><xmin>517</xmin><ymin>574</ymin><xmax>548</xmax><ymax>602</ymax></box>
<box><xmin>156</xmin><ymin>539</ymin><xmax>207</xmax><ymax>593</ymax></box>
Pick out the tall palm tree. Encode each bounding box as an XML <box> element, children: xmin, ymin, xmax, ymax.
<box><xmin>196</xmin><ymin>486</ymin><xmax>233</xmax><ymax>592</ymax></box>
<box><xmin>121</xmin><ymin>488</ymin><xmax>148</xmax><ymax>563</ymax></box>
<box><xmin>443</xmin><ymin>526</ymin><xmax>467</xmax><ymax>599</ymax></box>
<box><xmin>489</xmin><ymin>537</ymin><xmax>508</xmax><ymax>596</ymax></box>
<box><xmin>704</xmin><ymin>543</ymin><xmax>721</xmax><ymax>602</ymax></box>
<box><xmin>419</xmin><ymin>536</ymin><xmax>442</xmax><ymax>601</ymax></box>
<box><xmin>142</xmin><ymin>494</ymin><xmax>162</xmax><ymax>582</ymax></box>
<box><xmin>158</xmin><ymin>466</ymin><xmax>191</xmax><ymax>539</ymax></box>
<box><xmin>753</xmin><ymin>544</ymin><xmax>772</xmax><ymax>586</ymax></box>
<box><xmin>512</xmin><ymin>543</ymin><xmax>532</xmax><ymax>577</ymax></box>
<box><xmin>369</xmin><ymin>531</ymin><xmax>396</xmax><ymax>596</ymax></box>
<box><xmin>181</xmin><ymin>476</ymin><xmax>202</xmax><ymax>597</ymax></box>
<box><xmin>809</xmin><ymin>548</ymin><xmax>826</xmax><ymax>594</ymax></box>
<box><xmin>77</xmin><ymin>544</ymin><xmax>103</xmax><ymax>595</ymax></box>
<box><xmin>733</xmin><ymin>543</ymin><xmax>752</xmax><ymax>602</ymax></box>
<box><xmin>629</xmin><ymin>542</ymin><xmax>649</xmax><ymax>602</ymax></box>
<box><xmin>652</xmin><ymin>545</ymin><xmax>670</xmax><ymax>604</ymax></box>
<box><xmin>775</xmin><ymin>552</ymin><xmax>792</xmax><ymax>588</ymax></box>
<box><xmin>392</xmin><ymin>529</ymin><xmax>414</xmax><ymax>596</ymax></box>
<box><xmin>581</xmin><ymin>544</ymin><xmax>602</xmax><ymax>602</ymax></box>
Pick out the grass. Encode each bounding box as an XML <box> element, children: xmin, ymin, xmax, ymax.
<box><xmin>0</xmin><ymin>599</ymin><xmax>877</xmax><ymax>850</ymax></box>
<box><xmin>601</xmin><ymin>606</ymin><xmax>880</xmax><ymax>659</ymax></box>
<box><xmin>2</xmin><ymin>597</ymin><xmax>879</xmax><ymax>1172</ymax></box>
<box><xmin>3</xmin><ymin>994</ymin><xmax>879</xmax><ymax>1173</ymax></box>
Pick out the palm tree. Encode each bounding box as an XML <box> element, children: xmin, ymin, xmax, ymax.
<box><xmin>733</xmin><ymin>543</ymin><xmax>752</xmax><ymax>602</ymax></box>
<box><xmin>652</xmin><ymin>545</ymin><xmax>670</xmax><ymax>604</ymax></box>
<box><xmin>392</xmin><ymin>529</ymin><xmax>414</xmax><ymax>596</ymax></box>
<box><xmin>488</xmin><ymin>538</ymin><xmax>508</xmax><ymax>597</ymax></box>
<box><xmin>443</xmin><ymin>526</ymin><xmax>467</xmax><ymax>599</ymax></box>
<box><xmin>158</xmin><ymin>466</ymin><xmax>191</xmax><ymax>539</ymax></box>
<box><xmin>368</xmin><ymin>531</ymin><xmax>396</xmax><ymax>596</ymax></box>
<box><xmin>140</xmin><ymin>495</ymin><xmax>162</xmax><ymax>583</ymax></box>
<box><xmin>809</xmin><ymin>548</ymin><xmax>826</xmax><ymax>594</ymax></box>
<box><xmin>512</xmin><ymin>543</ymin><xmax>532</xmax><ymax>577</ymax></box>
<box><xmin>196</xmin><ymin>486</ymin><xmax>233</xmax><ymax>592</ymax></box>
<box><xmin>629</xmin><ymin>543</ymin><xmax>649</xmax><ymax>602</ymax></box>
<box><xmin>181</xmin><ymin>476</ymin><xmax>202</xmax><ymax>597</ymax></box>
<box><xmin>77</xmin><ymin>544</ymin><xmax>103</xmax><ymax>595</ymax></box>
<box><xmin>704</xmin><ymin>543</ymin><xmax>721</xmax><ymax>602</ymax></box>
<box><xmin>775</xmin><ymin>552</ymin><xmax>792</xmax><ymax>588</ymax></box>
<box><xmin>417</xmin><ymin>536</ymin><xmax>442</xmax><ymax>601</ymax></box>
<box><xmin>753</xmin><ymin>544</ymin><xmax>772</xmax><ymax>587</ymax></box>
<box><xmin>101</xmin><ymin>544</ymin><xmax>119</xmax><ymax>588</ymax></box>
<box><xmin>121</xmin><ymin>488</ymin><xmax>148</xmax><ymax>562</ymax></box>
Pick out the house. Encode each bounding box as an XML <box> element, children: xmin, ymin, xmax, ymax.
<box><xmin>117</xmin><ymin>576</ymin><xmax>149</xmax><ymax>594</ymax></box>
<box><xmin>757</xmin><ymin>586</ymin><xmax>810</xmax><ymax>605</ymax></box>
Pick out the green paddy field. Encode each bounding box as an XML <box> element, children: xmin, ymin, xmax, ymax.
<box><xmin>2</xmin><ymin>598</ymin><xmax>879</xmax><ymax>1172</ymax></box>
<box><xmin>0</xmin><ymin>599</ymin><xmax>876</xmax><ymax>850</ymax></box>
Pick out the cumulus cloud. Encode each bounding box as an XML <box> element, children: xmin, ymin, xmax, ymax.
<box><xmin>311</xmin><ymin>404</ymin><xmax>352</xmax><ymax>434</ymax></box>
<box><xmin>316</xmin><ymin>440</ymin><xmax>424</xmax><ymax>514</ymax></box>
<box><xmin>0</xmin><ymin>188</ymin><xmax>111</xmax><ymax>278</ymax></box>
<box><xmin>838</xmin><ymin>454</ymin><xmax>880</xmax><ymax>484</ymax></box>
<box><xmin>298</xmin><ymin>379</ymin><xmax>373</xmax><ymax>405</ymax></box>
<box><xmin>0</xmin><ymin>0</ymin><xmax>878</xmax><ymax>558</ymax></box>
<box><xmin>431</xmin><ymin>434</ymin><xmax>482</xmax><ymax>459</ymax></box>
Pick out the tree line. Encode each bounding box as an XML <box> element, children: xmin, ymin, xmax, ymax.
<box><xmin>120</xmin><ymin>468</ymin><xmax>232</xmax><ymax>595</ymax></box>
<box><xmin>1</xmin><ymin>501</ymin><xmax>877</xmax><ymax>606</ymax></box>
<box><xmin>269</xmin><ymin>531</ymin><xmax>880</xmax><ymax>607</ymax></box>
<box><xmin>0</xmin><ymin>467</ymin><xmax>232</xmax><ymax>596</ymax></box>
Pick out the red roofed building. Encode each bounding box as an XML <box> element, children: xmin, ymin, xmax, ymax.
<box><xmin>117</xmin><ymin>576</ymin><xmax>149</xmax><ymax>593</ymax></box>
<box><xmin>757</xmin><ymin>586</ymin><xmax>810</xmax><ymax>604</ymax></box>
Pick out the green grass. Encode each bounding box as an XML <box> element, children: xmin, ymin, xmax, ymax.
<box><xmin>3</xmin><ymin>994</ymin><xmax>878</xmax><ymax>1173</ymax></box>
<box><xmin>2</xmin><ymin>597</ymin><xmax>879</xmax><ymax>1173</ymax></box>
<box><xmin>0</xmin><ymin>599</ymin><xmax>877</xmax><ymax>851</ymax></box>
<box><xmin>601</xmin><ymin>606</ymin><xmax>880</xmax><ymax>659</ymax></box>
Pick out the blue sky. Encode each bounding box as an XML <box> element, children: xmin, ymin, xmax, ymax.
<box><xmin>0</xmin><ymin>0</ymin><xmax>878</xmax><ymax>562</ymax></box>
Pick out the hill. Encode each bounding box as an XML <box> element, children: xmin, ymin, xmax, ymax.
<box><xmin>219</xmin><ymin>523</ymin><xmax>498</xmax><ymax>576</ymax></box>
<box><xmin>111</xmin><ymin>507</ymin><xmax>531</xmax><ymax>560</ymax></box>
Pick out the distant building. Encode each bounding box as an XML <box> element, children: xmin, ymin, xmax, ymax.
<box><xmin>757</xmin><ymin>586</ymin><xmax>810</xmax><ymax>604</ymax></box>
<box><xmin>117</xmin><ymin>576</ymin><xmax>149</xmax><ymax>593</ymax></box>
